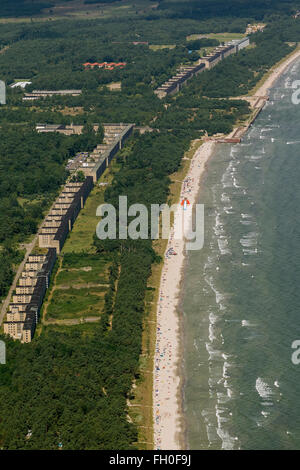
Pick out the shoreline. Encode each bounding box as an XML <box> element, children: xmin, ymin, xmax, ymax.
<box><xmin>153</xmin><ymin>140</ymin><xmax>216</xmax><ymax>450</ymax></box>
<box><xmin>250</xmin><ymin>45</ymin><xmax>300</xmax><ymax>97</ymax></box>
<box><xmin>152</xmin><ymin>47</ymin><xmax>300</xmax><ymax>451</ymax></box>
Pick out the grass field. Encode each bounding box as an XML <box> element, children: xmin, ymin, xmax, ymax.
<box><xmin>41</xmin><ymin>321</ymin><xmax>98</xmax><ymax>337</ymax></box>
<box><xmin>187</xmin><ymin>32</ymin><xmax>245</xmax><ymax>42</ymax></box>
<box><xmin>44</xmin><ymin>251</ymin><xmax>110</xmax><ymax>322</ymax></box>
<box><xmin>56</xmin><ymin>257</ymin><xmax>109</xmax><ymax>286</ymax></box>
<box><xmin>62</xmin><ymin>161</ymin><xmax>120</xmax><ymax>253</ymax></box>
<box><xmin>47</xmin><ymin>286</ymin><xmax>106</xmax><ymax>320</ymax></box>
<box><xmin>149</xmin><ymin>44</ymin><xmax>176</xmax><ymax>51</ymax></box>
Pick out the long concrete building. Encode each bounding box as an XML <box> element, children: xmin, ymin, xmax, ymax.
<box><xmin>38</xmin><ymin>178</ymin><xmax>94</xmax><ymax>253</ymax></box>
<box><xmin>36</xmin><ymin>123</ymin><xmax>103</xmax><ymax>136</ymax></box>
<box><xmin>36</xmin><ymin>123</ymin><xmax>134</xmax><ymax>181</ymax></box>
<box><xmin>155</xmin><ymin>37</ymin><xmax>250</xmax><ymax>99</ymax></box>
<box><xmin>79</xmin><ymin>124</ymin><xmax>134</xmax><ymax>182</ymax></box>
<box><xmin>3</xmin><ymin>123</ymin><xmax>134</xmax><ymax>343</ymax></box>
<box><xmin>66</xmin><ymin>123</ymin><xmax>134</xmax><ymax>182</ymax></box>
<box><xmin>155</xmin><ymin>62</ymin><xmax>206</xmax><ymax>99</ymax></box>
<box><xmin>36</xmin><ymin>123</ymin><xmax>85</xmax><ymax>135</ymax></box>
<box><xmin>23</xmin><ymin>90</ymin><xmax>82</xmax><ymax>101</ymax></box>
<box><xmin>4</xmin><ymin>249</ymin><xmax>57</xmax><ymax>343</ymax></box>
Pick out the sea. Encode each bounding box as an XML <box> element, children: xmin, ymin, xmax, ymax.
<box><xmin>182</xmin><ymin>58</ymin><xmax>300</xmax><ymax>450</ymax></box>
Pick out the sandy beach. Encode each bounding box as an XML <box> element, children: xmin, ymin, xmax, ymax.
<box><xmin>153</xmin><ymin>141</ymin><xmax>215</xmax><ymax>450</ymax></box>
<box><xmin>152</xmin><ymin>46</ymin><xmax>300</xmax><ymax>451</ymax></box>
<box><xmin>255</xmin><ymin>46</ymin><xmax>300</xmax><ymax>96</ymax></box>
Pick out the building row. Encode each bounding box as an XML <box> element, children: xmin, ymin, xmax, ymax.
<box><xmin>155</xmin><ymin>37</ymin><xmax>250</xmax><ymax>99</ymax></box>
<box><xmin>36</xmin><ymin>123</ymin><xmax>84</xmax><ymax>135</ymax></box>
<box><xmin>38</xmin><ymin>178</ymin><xmax>94</xmax><ymax>254</ymax></box>
<box><xmin>154</xmin><ymin>63</ymin><xmax>206</xmax><ymax>99</ymax></box>
<box><xmin>23</xmin><ymin>90</ymin><xmax>82</xmax><ymax>101</ymax></box>
<box><xmin>3</xmin><ymin>123</ymin><xmax>134</xmax><ymax>343</ymax></box>
<box><xmin>36</xmin><ymin>122</ymin><xmax>134</xmax><ymax>182</ymax></box>
<box><xmin>4</xmin><ymin>179</ymin><xmax>94</xmax><ymax>342</ymax></box>
<box><xmin>36</xmin><ymin>123</ymin><xmax>106</xmax><ymax>136</ymax></box>
<box><xmin>73</xmin><ymin>123</ymin><xmax>134</xmax><ymax>182</ymax></box>
<box><xmin>4</xmin><ymin>179</ymin><xmax>95</xmax><ymax>343</ymax></box>
<box><xmin>4</xmin><ymin>250</ymin><xmax>57</xmax><ymax>343</ymax></box>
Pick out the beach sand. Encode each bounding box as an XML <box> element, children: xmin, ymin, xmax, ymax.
<box><xmin>254</xmin><ymin>46</ymin><xmax>300</xmax><ymax>96</ymax></box>
<box><xmin>153</xmin><ymin>141</ymin><xmax>215</xmax><ymax>450</ymax></box>
<box><xmin>152</xmin><ymin>45</ymin><xmax>300</xmax><ymax>451</ymax></box>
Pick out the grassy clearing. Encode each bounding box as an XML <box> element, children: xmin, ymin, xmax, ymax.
<box><xmin>59</xmin><ymin>106</ymin><xmax>84</xmax><ymax>115</ymax></box>
<box><xmin>47</xmin><ymin>286</ymin><xmax>106</xmax><ymax>320</ymax></box>
<box><xmin>187</xmin><ymin>32</ymin><xmax>244</xmax><ymax>42</ymax></box>
<box><xmin>44</xmin><ymin>254</ymin><xmax>110</xmax><ymax>322</ymax></box>
<box><xmin>41</xmin><ymin>321</ymin><xmax>98</xmax><ymax>337</ymax></box>
<box><xmin>40</xmin><ymin>141</ymin><xmax>125</xmax><ymax>326</ymax></box>
<box><xmin>149</xmin><ymin>45</ymin><xmax>176</xmax><ymax>51</ymax></box>
<box><xmin>62</xmin><ymin>252</ymin><xmax>110</xmax><ymax>269</ymax></box>
<box><xmin>106</xmin><ymin>82</ymin><xmax>122</xmax><ymax>91</ymax></box>
<box><xmin>56</xmin><ymin>265</ymin><xmax>109</xmax><ymax>286</ymax></box>
<box><xmin>62</xmin><ymin>160</ymin><xmax>120</xmax><ymax>253</ymax></box>
<box><xmin>131</xmin><ymin>138</ymin><xmax>203</xmax><ymax>450</ymax></box>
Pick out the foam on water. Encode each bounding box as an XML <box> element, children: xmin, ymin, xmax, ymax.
<box><xmin>217</xmin><ymin>237</ymin><xmax>231</xmax><ymax>256</ymax></box>
<box><xmin>242</xmin><ymin>320</ymin><xmax>256</xmax><ymax>327</ymax></box>
<box><xmin>221</xmin><ymin>192</ymin><xmax>230</xmax><ymax>203</ymax></box>
<box><xmin>256</xmin><ymin>378</ymin><xmax>274</xmax><ymax>399</ymax></box>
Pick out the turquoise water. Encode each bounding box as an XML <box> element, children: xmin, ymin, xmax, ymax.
<box><xmin>182</xmin><ymin>59</ymin><xmax>300</xmax><ymax>450</ymax></box>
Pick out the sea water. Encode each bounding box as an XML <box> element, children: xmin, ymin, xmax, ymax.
<box><xmin>182</xmin><ymin>58</ymin><xmax>300</xmax><ymax>450</ymax></box>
